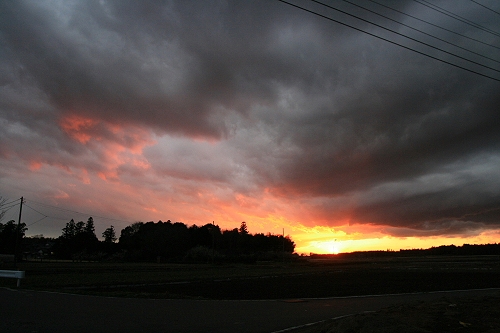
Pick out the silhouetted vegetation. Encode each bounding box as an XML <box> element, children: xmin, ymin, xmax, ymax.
<box><xmin>13</xmin><ymin>218</ymin><xmax>295</xmax><ymax>263</ymax></box>
<box><xmin>6</xmin><ymin>214</ymin><xmax>500</xmax><ymax>264</ymax></box>
<box><xmin>118</xmin><ymin>220</ymin><xmax>295</xmax><ymax>263</ymax></box>
<box><xmin>403</xmin><ymin>243</ymin><xmax>500</xmax><ymax>256</ymax></box>
<box><xmin>52</xmin><ymin>217</ymin><xmax>101</xmax><ymax>260</ymax></box>
<box><xmin>0</xmin><ymin>220</ymin><xmax>27</xmax><ymax>259</ymax></box>
<box><xmin>102</xmin><ymin>225</ymin><xmax>117</xmax><ymax>243</ymax></box>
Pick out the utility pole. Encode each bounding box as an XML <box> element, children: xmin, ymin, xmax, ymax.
<box><xmin>14</xmin><ymin>197</ymin><xmax>24</xmax><ymax>265</ymax></box>
<box><xmin>212</xmin><ymin>221</ymin><xmax>215</xmax><ymax>264</ymax></box>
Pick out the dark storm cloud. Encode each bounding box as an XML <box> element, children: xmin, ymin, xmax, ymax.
<box><xmin>0</xmin><ymin>0</ymin><xmax>318</xmax><ymax>138</ymax></box>
<box><xmin>1</xmin><ymin>0</ymin><xmax>500</xmax><ymax>237</ymax></box>
<box><xmin>274</xmin><ymin>76</ymin><xmax>500</xmax><ymax>195</ymax></box>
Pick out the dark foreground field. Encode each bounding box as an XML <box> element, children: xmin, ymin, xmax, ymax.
<box><xmin>2</xmin><ymin>256</ymin><xmax>500</xmax><ymax>332</ymax></box>
<box><xmin>291</xmin><ymin>292</ymin><xmax>500</xmax><ymax>333</ymax></box>
<box><xmin>2</xmin><ymin>255</ymin><xmax>500</xmax><ymax>299</ymax></box>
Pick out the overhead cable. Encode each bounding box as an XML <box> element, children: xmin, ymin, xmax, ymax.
<box><xmin>277</xmin><ymin>0</ymin><xmax>500</xmax><ymax>82</ymax></box>
<box><xmin>414</xmin><ymin>0</ymin><xmax>500</xmax><ymax>37</ymax></box>
<box><xmin>369</xmin><ymin>0</ymin><xmax>500</xmax><ymax>50</ymax></box>
<box><xmin>0</xmin><ymin>202</ymin><xmax>20</xmax><ymax>211</ymax></box>
<box><xmin>27</xmin><ymin>199</ymin><xmax>132</xmax><ymax>225</ymax></box>
<box><xmin>311</xmin><ymin>0</ymin><xmax>500</xmax><ymax>74</ymax></box>
<box><xmin>0</xmin><ymin>205</ymin><xmax>16</xmax><ymax>215</ymax></box>
<box><xmin>23</xmin><ymin>203</ymin><xmax>49</xmax><ymax>227</ymax></box>
<box><xmin>339</xmin><ymin>0</ymin><xmax>500</xmax><ymax>65</ymax></box>
<box><xmin>0</xmin><ymin>198</ymin><xmax>21</xmax><ymax>207</ymax></box>
<box><xmin>470</xmin><ymin>0</ymin><xmax>500</xmax><ymax>17</ymax></box>
<box><xmin>26</xmin><ymin>216</ymin><xmax>48</xmax><ymax>227</ymax></box>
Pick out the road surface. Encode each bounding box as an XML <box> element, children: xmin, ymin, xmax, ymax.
<box><xmin>1</xmin><ymin>288</ymin><xmax>499</xmax><ymax>333</ymax></box>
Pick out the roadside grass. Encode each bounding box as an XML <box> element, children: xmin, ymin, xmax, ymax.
<box><xmin>1</xmin><ymin>260</ymin><xmax>317</xmax><ymax>290</ymax></box>
<box><xmin>2</xmin><ymin>256</ymin><xmax>500</xmax><ymax>299</ymax></box>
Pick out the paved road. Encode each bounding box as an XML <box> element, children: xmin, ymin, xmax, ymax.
<box><xmin>1</xmin><ymin>288</ymin><xmax>499</xmax><ymax>333</ymax></box>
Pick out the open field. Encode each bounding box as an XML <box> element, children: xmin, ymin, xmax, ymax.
<box><xmin>291</xmin><ymin>292</ymin><xmax>500</xmax><ymax>333</ymax></box>
<box><xmin>2</xmin><ymin>255</ymin><xmax>500</xmax><ymax>299</ymax></box>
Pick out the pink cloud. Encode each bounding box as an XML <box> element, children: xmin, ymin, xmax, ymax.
<box><xmin>59</xmin><ymin>114</ymin><xmax>99</xmax><ymax>144</ymax></box>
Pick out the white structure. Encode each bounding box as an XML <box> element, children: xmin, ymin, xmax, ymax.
<box><xmin>0</xmin><ymin>270</ymin><xmax>25</xmax><ymax>287</ymax></box>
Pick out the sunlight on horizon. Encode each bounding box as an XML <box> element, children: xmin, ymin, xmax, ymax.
<box><xmin>292</xmin><ymin>229</ymin><xmax>500</xmax><ymax>255</ymax></box>
<box><xmin>234</xmin><ymin>220</ymin><xmax>500</xmax><ymax>255</ymax></box>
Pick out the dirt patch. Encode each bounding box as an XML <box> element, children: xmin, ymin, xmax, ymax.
<box><xmin>293</xmin><ymin>293</ymin><xmax>500</xmax><ymax>333</ymax></box>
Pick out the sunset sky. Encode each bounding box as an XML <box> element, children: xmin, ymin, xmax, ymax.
<box><xmin>1</xmin><ymin>0</ymin><xmax>499</xmax><ymax>254</ymax></box>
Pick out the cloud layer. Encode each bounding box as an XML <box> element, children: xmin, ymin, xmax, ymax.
<box><xmin>1</xmin><ymin>0</ymin><xmax>500</xmax><ymax>241</ymax></box>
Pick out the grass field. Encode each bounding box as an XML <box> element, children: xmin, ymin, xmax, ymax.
<box><xmin>2</xmin><ymin>255</ymin><xmax>500</xmax><ymax>299</ymax></box>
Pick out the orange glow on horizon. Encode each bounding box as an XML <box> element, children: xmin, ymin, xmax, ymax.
<box><xmin>292</xmin><ymin>229</ymin><xmax>500</xmax><ymax>255</ymax></box>
<box><xmin>24</xmin><ymin>127</ymin><xmax>500</xmax><ymax>254</ymax></box>
<box><xmin>23</xmin><ymin>166</ymin><xmax>500</xmax><ymax>251</ymax></box>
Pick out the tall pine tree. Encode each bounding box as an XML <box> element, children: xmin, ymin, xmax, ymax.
<box><xmin>85</xmin><ymin>217</ymin><xmax>96</xmax><ymax>237</ymax></box>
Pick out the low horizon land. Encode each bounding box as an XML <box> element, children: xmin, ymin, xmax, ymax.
<box><xmin>2</xmin><ymin>253</ymin><xmax>499</xmax><ymax>300</ymax></box>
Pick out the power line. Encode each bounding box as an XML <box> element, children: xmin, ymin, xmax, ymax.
<box><xmin>27</xmin><ymin>216</ymin><xmax>48</xmax><ymax>227</ymax></box>
<box><xmin>23</xmin><ymin>203</ymin><xmax>49</xmax><ymax>226</ymax></box>
<box><xmin>0</xmin><ymin>205</ymin><xmax>17</xmax><ymax>216</ymax></box>
<box><xmin>0</xmin><ymin>198</ymin><xmax>21</xmax><ymax>208</ymax></box>
<box><xmin>23</xmin><ymin>202</ymin><xmax>94</xmax><ymax>227</ymax></box>
<box><xmin>1</xmin><ymin>203</ymin><xmax>19</xmax><ymax>210</ymax></box>
<box><xmin>277</xmin><ymin>0</ymin><xmax>500</xmax><ymax>82</ymax></box>
<box><xmin>414</xmin><ymin>0</ymin><xmax>500</xmax><ymax>38</ymax></box>
<box><xmin>339</xmin><ymin>0</ymin><xmax>500</xmax><ymax>65</ymax></box>
<box><xmin>23</xmin><ymin>203</ymin><xmax>47</xmax><ymax>218</ymax></box>
<box><xmin>27</xmin><ymin>199</ymin><xmax>133</xmax><ymax>225</ymax></box>
<box><xmin>369</xmin><ymin>0</ymin><xmax>500</xmax><ymax>50</ymax></box>
<box><xmin>470</xmin><ymin>0</ymin><xmax>500</xmax><ymax>17</ymax></box>
<box><xmin>311</xmin><ymin>0</ymin><xmax>500</xmax><ymax>74</ymax></box>
<box><xmin>0</xmin><ymin>204</ymin><xmax>19</xmax><ymax>222</ymax></box>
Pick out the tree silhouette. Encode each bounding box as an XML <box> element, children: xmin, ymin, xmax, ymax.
<box><xmin>62</xmin><ymin>219</ymin><xmax>76</xmax><ymax>239</ymax></box>
<box><xmin>85</xmin><ymin>217</ymin><xmax>96</xmax><ymax>236</ymax></box>
<box><xmin>53</xmin><ymin>217</ymin><xmax>99</xmax><ymax>260</ymax></box>
<box><xmin>239</xmin><ymin>221</ymin><xmax>248</xmax><ymax>235</ymax></box>
<box><xmin>75</xmin><ymin>221</ymin><xmax>85</xmax><ymax>234</ymax></box>
<box><xmin>102</xmin><ymin>225</ymin><xmax>117</xmax><ymax>243</ymax></box>
<box><xmin>0</xmin><ymin>220</ymin><xmax>27</xmax><ymax>255</ymax></box>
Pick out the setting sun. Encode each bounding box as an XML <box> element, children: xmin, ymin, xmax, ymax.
<box><xmin>331</xmin><ymin>241</ymin><xmax>340</xmax><ymax>255</ymax></box>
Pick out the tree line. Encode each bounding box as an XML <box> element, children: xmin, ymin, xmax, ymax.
<box><xmin>3</xmin><ymin>218</ymin><xmax>295</xmax><ymax>263</ymax></box>
<box><xmin>118</xmin><ymin>220</ymin><xmax>295</xmax><ymax>262</ymax></box>
<box><xmin>51</xmin><ymin>217</ymin><xmax>118</xmax><ymax>261</ymax></box>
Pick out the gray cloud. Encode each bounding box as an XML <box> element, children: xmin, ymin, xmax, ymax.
<box><xmin>1</xmin><ymin>0</ymin><xmax>500</xmax><ymax>237</ymax></box>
